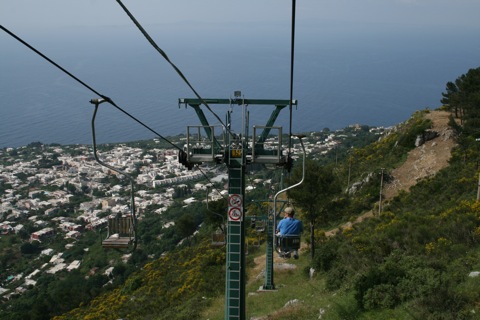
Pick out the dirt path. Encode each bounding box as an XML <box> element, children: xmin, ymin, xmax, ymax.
<box><xmin>383</xmin><ymin>110</ymin><xmax>456</xmax><ymax>200</ymax></box>
<box><xmin>325</xmin><ymin>110</ymin><xmax>456</xmax><ymax>237</ymax></box>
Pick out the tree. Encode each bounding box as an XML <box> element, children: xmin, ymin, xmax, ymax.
<box><xmin>204</xmin><ymin>198</ymin><xmax>227</xmax><ymax>232</ymax></box>
<box><xmin>441</xmin><ymin>81</ymin><xmax>460</xmax><ymax>118</ymax></box>
<box><xmin>287</xmin><ymin>160</ymin><xmax>341</xmax><ymax>259</ymax></box>
<box><xmin>20</xmin><ymin>242</ymin><xmax>41</xmax><ymax>255</ymax></box>
<box><xmin>176</xmin><ymin>213</ymin><xmax>198</xmax><ymax>245</ymax></box>
<box><xmin>130</xmin><ymin>248</ymin><xmax>148</xmax><ymax>267</ymax></box>
<box><xmin>441</xmin><ymin>67</ymin><xmax>480</xmax><ymax>134</ymax></box>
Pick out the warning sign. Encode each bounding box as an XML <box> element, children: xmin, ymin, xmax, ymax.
<box><xmin>228</xmin><ymin>207</ymin><xmax>243</xmax><ymax>222</ymax></box>
<box><xmin>228</xmin><ymin>194</ymin><xmax>242</xmax><ymax>208</ymax></box>
<box><xmin>228</xmin><ymin>194</ymin><xmax>243</xmax><ymax>221</ymax></box>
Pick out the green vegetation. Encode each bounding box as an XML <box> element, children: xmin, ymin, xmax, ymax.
<box><xmin>54</xmin><ymin>241</ymin><xmax>226</xmax><ymax>320</ymax></box>
<box><xmin>288</xmin><ymin>160</ymin><xmax>342</xmax><ymax>259</ymax></box>
<box><xmin>441</xmin><ymin>67</ymin><xmax>480</xmax><ymax>136</ymax></box>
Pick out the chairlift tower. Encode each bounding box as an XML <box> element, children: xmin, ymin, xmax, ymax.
<box><xmin>179</xmin><ymin>93</ymin><xmax>297</xmax><ymax>319</ymax></box>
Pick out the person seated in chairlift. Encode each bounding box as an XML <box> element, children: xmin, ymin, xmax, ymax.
<box><xmin>276</xmin><ymin>207</ymin><xmax>303</xmax><ymax>259</ymax></box>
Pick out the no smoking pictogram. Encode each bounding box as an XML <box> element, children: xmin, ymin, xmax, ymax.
<box><xmin>228</xmin><ymin>194</ymin><xmax>242</xmax><ymax>207</ymax></box>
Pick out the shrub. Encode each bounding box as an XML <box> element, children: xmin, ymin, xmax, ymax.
<box><xmin>313</xmin><ymin>239</ymin><xmax>338</xmax><ymax>272</ymax></box>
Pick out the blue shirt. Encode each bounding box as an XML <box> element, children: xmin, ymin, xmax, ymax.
<box><xmin>277</xmin><ymin>217</ymin><xmax>303</xmax><ymax>236</ymax></box>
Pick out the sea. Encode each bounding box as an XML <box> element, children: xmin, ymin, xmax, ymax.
<box><xmin>1</xmin><ymin>23</ymin><xmax>479</xmax><ymax>149</ymax></box>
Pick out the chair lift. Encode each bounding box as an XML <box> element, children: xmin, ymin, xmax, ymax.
<box><xmin>273</xmin><ymin>135</ymin><xmax>307</xmax><ymax>259</ymax></box>
<box><xmin>212</xmin><ymin>231</ymin><xmax>226</xmax><ymax>247</ymax></box>
<box><xmin>255</xmin><ymin>219</ymin><xmax>266</xmax><ymax>233</ymax></box>
<box><xmin>102</xmin><ymin>213</ymin><xmax>136</xmax><ymax>249</ymax></box>
<box><xmin>206</xmin><ymin>187</ymin><xmax>226</xmax><ymax>246</ymax></box>
<box><xmin>90</xmin><ymin>99</ymin><xmax>137</xmax><ymax>252</ymax></box>
<box><xmin>250</xmin><ymin>215</ymin><xmax>265</xmax><ymax>248</ymax></box>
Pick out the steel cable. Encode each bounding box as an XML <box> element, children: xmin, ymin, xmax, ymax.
<box><xmin>114</xmin><ymin>0</ymin><xmax>233</xmax><ymax>137</ymax></box>
<box><xmin>288</xmin><ymin>0</ymin><xmax>297</xmax><ymax>154</ymax></box>
<box><xmin>0</xmin><ymin>24</ymin><xmax>182</xmax><ymax>152</ymax></box>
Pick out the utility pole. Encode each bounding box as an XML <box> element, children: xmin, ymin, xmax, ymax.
<box><xmin>477</xmin><ymin>172</ymin><xmax>480</xmax><ymax>201</ymax></box>
<box><xmin>379</xmin><ymin>168</ymin><xmax>385</xmax><ymax>215</ymax></box>
<box><xmin>475</xmin><ymin>138</ymin><xmax>480</xmax><ymax>201</ymax></box>
<box><xmin>347</xmin><ymin>153</ymin><xmax>352</xmax><ymax>193</ymax></box>
<box><xmin>179</xmin><ymin>94</ymin><xmax>297</xmax><ymax>319</ymax></box>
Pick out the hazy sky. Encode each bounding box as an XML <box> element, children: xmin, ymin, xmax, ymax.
<box><xmin>1</xmin><ymin>0</ymin><xmax>479</xmax><ymax>147</ymax></box>
<box><xmin>2</xmin><ymin>0</ymin><xmax>480</xmax><ymax>32</ymax></box>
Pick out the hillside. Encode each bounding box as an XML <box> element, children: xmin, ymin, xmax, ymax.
<box><xmin>325</xmin><ymin>109</ymin><xmax>457</xmax><ymax>236</ymax></box>
<box><xmin>383</xmin><ymin>110</ymin><xmax>456</xmax><ymax>201</ymax></box>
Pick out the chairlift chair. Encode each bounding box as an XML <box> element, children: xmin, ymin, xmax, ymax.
<box><xmin>211</xmin><ymin>230</ymin><xmax>226</xmax><ymax>247</ymax></box>
<box><xmin>248</xmin><ymin>214</ymin><xmax>264</xmax><ymax>247</ymax></box>
<box><xmin>255</xmin><ymin>220</ymin><xmax>266</xmax><ymax>233</ymax></box>
<box><xmin>206</xmin><ymin>187</ymin><xmax>226</xmax><ymax>247</ymax></box>
<box><xmin>102</xmin><ymin>215</ymin><xmax>136</xmax><ymax>249</ymax></box>
<box><xmin>90</xmin><ymin>99</ymin><xmax>138</xmax><ymax>252</ymax></box>
<box><xmin>254</xmin><ymin>219</ymin><xmax>266</xmax><ymax>247</ymax></box>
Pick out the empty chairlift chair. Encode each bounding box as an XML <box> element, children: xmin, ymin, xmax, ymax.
<box><xmin>255</xmin><ymin>219</ymin><xmax>266</xmax><ymax>233</ymax></box>
<box><xmin>102</xmin><ymin>215</ymin><xmax>136</xmax><ymax>249</ymax></box>
<box><xmin>212</xmin><ymin>230</ymin><xmax>226</xmax><ymax>247</ymax></box>
<box><xmin>89</xmin><ymin>98</ymin><xmax>138</xmax><ymax>252</ymax></box>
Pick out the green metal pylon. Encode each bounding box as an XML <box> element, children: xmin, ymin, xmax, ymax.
<box><xmin>179</xmin><ymin>95</ymin><xmax>297</xmax><ymax>319</ymax></box>
<box><xmin>225</xmin><ymin>160</ymin><xmax>246</xmax><ymax>319</ymax></box>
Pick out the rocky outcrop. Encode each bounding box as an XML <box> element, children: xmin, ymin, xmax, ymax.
<box><xmin>415</xmin><ymin>129</ymin><xmax>439</xmax><ymax>147</ymax></box>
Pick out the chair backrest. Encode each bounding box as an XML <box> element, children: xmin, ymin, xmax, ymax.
<box><xmin>108</xmin><ymin>217</ymin><xmax>133</xmax><ymax>237</ymax></box>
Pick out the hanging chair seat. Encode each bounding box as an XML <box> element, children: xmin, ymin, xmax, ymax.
<box><xmin>212</xmin><ymin>232</ymin><xmax>226</xmax><ymax>246</ymax></box>
<box><xmin>102</xmin><ymin>217</ymin><xmax>135</xmax><ymax>249</ymax></box>
<box><xmin>275</xmin><ymin>234</ymin><xmax>301</xmax><ymax>254</ymax></box>
<box><xmin>102</xmin><ymin>236</ymin><xmax>132</xmax><ymax>249</ymax></box>
<box><xmin>255</xmin><ymin>220</ymin><xmax>266</xmax><ymax>233</ymax></box>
